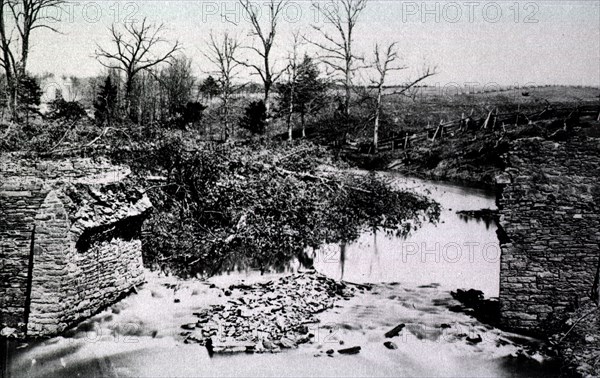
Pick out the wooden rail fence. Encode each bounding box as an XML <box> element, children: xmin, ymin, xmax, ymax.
<box><xmin>338</xmin><ymin>104</ymin><xmax>600</xmax><ymax>154</ymax></box>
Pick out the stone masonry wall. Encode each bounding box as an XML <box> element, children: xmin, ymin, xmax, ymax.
<box><xmin>497</xmin><ymin>137</ymin><xmax>600</xmax><ymax>333</ymax></box>
<box><xmin>0</xmin><ymin>153</ymin><xmax>149</xmax><ymax>337</ymax></box>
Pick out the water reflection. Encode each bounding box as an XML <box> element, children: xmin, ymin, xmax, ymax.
<box><xmin>314</xmin><ymin>173</ymin><xmax>501</xmax><ymax>297</ymax></box>
<box><xmin>209</xmin><ymin>173</ymin><xmax>500</xmax><ymax>297</ymax></box>
<box><xmin>457</xmin><ymin>212</ymin><xmax>497</xmax><ymax>230</ymax></box>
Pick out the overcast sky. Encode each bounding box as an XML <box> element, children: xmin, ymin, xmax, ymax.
<box><xmin>28</xmin><ymin>0</ymin><xmax>600</xmax><ymax>88</ymax></box>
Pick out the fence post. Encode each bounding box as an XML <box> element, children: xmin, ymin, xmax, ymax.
<box><xmin>492</xmin><ymin>108</ymin><xmax>498</xmax><ymax>130</ymax></box>
<box><xmin>432</xmin><ymin>120</ymin><xmax>443</xmax><ymax>143</ymax></box>
<box><xmin>482</xmin><ymin>108</ymin><xmax>494</xmax><ymax>130</ymax></box>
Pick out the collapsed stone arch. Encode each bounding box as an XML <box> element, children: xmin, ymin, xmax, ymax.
<box><xmin>1</xmin><ymin>155</ymin><xmax>151</xmax><ymax>338</ymax></box>
<box><xmin>27</xmin><ymin>190</ymin><xmax>70</xmax><ymax>336</ymax></box>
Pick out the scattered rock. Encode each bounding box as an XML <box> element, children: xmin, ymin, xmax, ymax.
<box><xmin>383</xmin><ymin>341</ymin><xmax>398</xmax><ymax>350</ymax></box>
<box><xmin>385</xmin><ymin>324</ymin><xmax>405</xmax><ymax>338</ymax></box>
<box><xmin>278</xmin><ymin>337</ymin><xmax>296</xmax><ymax>349</ymax></box>
<box><xmin>450</xmin><ymin>289</ymin><xmax>500</xmax><ymax>325</ymax></box>
<box><xmin>263</xmin><ymin>339</ymin><xmax>275</xmax><ymax>350</ymax></box>
<box><xmin>182</xmin><ymin>271</ymin><xmax>355</xmax><ymax>354</ymax></box>
<box><xmin>0</xmin><ymin>327</ymin><xmax>17</xmax><ymax>337</ymax></box>
<box><xmin>296</xmin><ymin>325</ymin><xmax>309</xmax><ymax>334</ymax></box>
<box><xmin>466</xmin><ymin>335</ymin><xmax>483</xmax><ymax>344</ymax></box>
<box><xmin>338</xmin><ymin>346</ymin><xmax>361</xmax><ymax>355</ymax></box>
<box><xmin>296</xmin><ymin>335</ymin><xmax>311</xmax><ymax>344</ymax></box>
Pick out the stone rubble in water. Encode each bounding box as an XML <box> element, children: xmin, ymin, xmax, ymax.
<box><xmin>181</xmin><ymin>270</ymin><xmax>357</xmax><ymax>354</ymax></box>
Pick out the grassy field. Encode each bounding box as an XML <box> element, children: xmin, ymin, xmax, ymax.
<box><xmin>265</xmin><ymin>85</ymin><xmax>600</xmax><ymax>143</ymax></box>
<box><xmin>380</xmin><ymin>85</ymin><xmax>600</xmax><ymax>135</ymax></box>
<box><xmin>337</xmin><ymin>85</ymin><xmax>600</xmax><ymax>186</ymax></box>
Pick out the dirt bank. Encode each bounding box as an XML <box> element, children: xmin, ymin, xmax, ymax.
<box><xmin>346</xmin><ymin>115</ymin><xmax>600</xmax><ymax>188</ymax></box>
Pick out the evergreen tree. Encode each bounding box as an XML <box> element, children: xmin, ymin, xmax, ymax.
<box><xmin>239</xmin><ymin>100</ymin><xmax>267</xmax><ymax>135</ymax></box>
<box><xmin>94</xmin><ymin>75</ymin><xmax>119</xmax><ymax>126</ymax></box>
<box><xmin>277</xmin><ymin>56</ymin><xmax>328</xmax><ymax>137</ymax></box>
<box><xmin>199</xmin><ymin>76</ymin><xmax>220</xmax><ymax>100</ymax></box>
<box><xmin>17</xmin><ymin>75</ymin><xmax>42</xmax><ymax>125</ymax></box>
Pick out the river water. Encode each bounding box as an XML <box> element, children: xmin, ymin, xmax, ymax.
<box><xmin>4</xmin><ymin>173</ymin><xmax>559</xmax><ymax>377</ymax></box>
<box><xmin>315</xmin><ymin>173</ymin><xmax>501</xmax><ymax>297</ymax></box>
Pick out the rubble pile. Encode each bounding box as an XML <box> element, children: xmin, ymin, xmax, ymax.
<box><xmin>181</xmin><ymin>271</ymin><xmax>359</xmax><ymax>353</ymax></box>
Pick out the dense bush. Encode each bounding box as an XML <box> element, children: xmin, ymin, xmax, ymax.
<box><xmin>171</xmin><ymin>101</ymin><xmax>206</xmax><ymax>129</ymax></box>
<box><xmin>135</xmin><ymin>139</ymin><xmax>440</xmax><ymax>276</ymax></box>
<box><xmin>239</xmin><ymin>100</ymin><xmax>267</xmax><ymax>134</ymax></box>
<box><xmin>48</xmin><ymin>99</ymin><xmax>87</xmax><ymax>121</ymax></box>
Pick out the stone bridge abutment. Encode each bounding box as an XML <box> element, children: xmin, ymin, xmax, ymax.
<box><xmin>0</xmin><ymin>154</ymin><xmax>151</xmax><ymax>338</ymax></box>
<box><xmin>496</xmin><ymin>136</ymin><xmax>600</xmax><ymax>333</ymax></box>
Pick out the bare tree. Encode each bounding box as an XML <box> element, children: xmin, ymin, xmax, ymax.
<box><xmin>237</xmin><ymin>0</ymin><xmax>287</xmax><ymax>114</ymax></box>
<box><xmin>0</xmin><ymin>0</ymin><xmax>63</xmax><ymax>118</ymax></box>
<box><xmin>283</xmin><ymin>31</ymin><xmax>302</xmax><ymax>142</ymax></box>
<box><xmin>309</xmin><ymin>0</ymin><xmax>367</xmax><ymax>118</ymax></box>
<box><xmin>370</xmin><ymin>43</ymin><xmax>404</xmax><ymax>152</ymax></box>
<box><xmin>204</xmin><ymin>31</ymin><xmax>242</xmax><ymax>140</ymax></box>
<box><xmin>0</xmin><ymin>0</ymin><xmax>17</xmax><ymax>116</ymax></box>
<box><xmin>368</xmin><ymin>43</ymin><xmax>436</xmax><ymax>152</ymax></box>
<box><xmin>159</xmin><ymin>55</ymin><xmax>195</xmax><ymax>120</ymax></box>
<box><xmin>10</xmin><ymin>0</ymin><xmax>62</xmax><ymax>71</ymax></box>
<box><xmin>95</xmin><ymin>17</ymin><xmax>180</xmax><ymax>119</ymax></box>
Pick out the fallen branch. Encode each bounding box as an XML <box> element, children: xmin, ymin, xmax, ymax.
<box><xmin>559</xmin><ymin>306</ymin><xmax>598</xmax><ymax>343</ymax></box>
<box><xmin>1</xmin><ymin>121</ymin><xmax>14</xmax><ymax>140</ymax></box>
<box><xmin>48</xmin><ymin>119</ymin><xmax>79</xmax><ymax>152</ymax></box>
<box><xmin>268</xmin><ymin>164</ymin><xmax>372</xmax><ymax>194</ymax></box>
<box><xmin>84</xmin><ymin>127</ymin><xmax>115</xmax><ymax>148</ymax></box>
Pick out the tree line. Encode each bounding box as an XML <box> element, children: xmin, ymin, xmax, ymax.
<box><xmin>1</xmin><ymin>0</ymin><xmax>436</xmax><ymax>149</ymax></box>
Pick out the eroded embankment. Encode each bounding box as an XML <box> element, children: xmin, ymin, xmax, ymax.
<box><xmin>378</xmin><ymin>116</ymin><xmax>600</xmax><ymax>188</ymax></box>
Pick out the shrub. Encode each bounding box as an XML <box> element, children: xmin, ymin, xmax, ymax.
<box><xmin>239</xmin><ymin>100</ymin><xmax>267</xmax><ymax>134</ymax></box>
<box><xmin>48</xmin><ymin>99</ymin><xmax>87</xmax><ymax>121</ymax></box>
<box><xmin>172</xmin><ymin>101</ymin><xmax>206</xmax><ymax>129</ymax></box>
<box><xmin>136</xmin><ymin>140</ymin><xmax>440</xmax><ymax>276</ymax></box>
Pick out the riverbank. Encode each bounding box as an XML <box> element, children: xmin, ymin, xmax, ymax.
<box><xmin>345</xmin><ymin>115</ymin><xmax>600</xmax><ymax>189</ymax></box>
